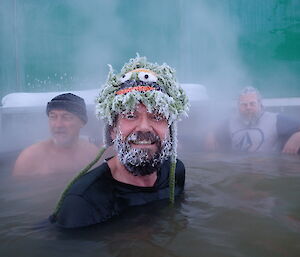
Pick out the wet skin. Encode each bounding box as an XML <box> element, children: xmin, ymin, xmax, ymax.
<box><xmin>48</xmin><ymin>109</ymin><xmax>84</xmax><ymax>147</ymax></box>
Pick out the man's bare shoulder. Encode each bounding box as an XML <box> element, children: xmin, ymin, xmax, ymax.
<box><xmin>77</xmin><ymin>138</ymin><xmax>100</xmax><ymax>154</ymax></box>
<box><xmin>13</xmin><ymin>140</ymin><xmax>52</xmax><ymax>175</ymax></box>
<box><xmin>19</xmin><ymin>140</ymin><xmax>52</xmax><ymax>157</ymax></box>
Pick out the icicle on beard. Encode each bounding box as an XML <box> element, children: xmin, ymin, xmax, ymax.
<box><xmin>113</xmin><ymin>131</ymin><xmax>172</xmax><ymax>176</ymax></box>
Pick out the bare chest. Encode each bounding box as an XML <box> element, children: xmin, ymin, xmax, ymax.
<box><xmin>38</xmin><ymin>151</ymin><xmax>92</xmax><ymax>174</ymax></box>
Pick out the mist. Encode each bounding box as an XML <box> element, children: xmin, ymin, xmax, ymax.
<box><xmin>1</xmin><ymin>0</ymin><xmax>300</xmax><ymax>154</ymax></box>
<box><xmin>1</xmin><ymin>2</ymin><xmax>300</xmax><ymax>255</ymax></box>
<box><xmin>1</xmin><ymin>0</ymin><xmax>299</xmax><ymax>92</ymax></box>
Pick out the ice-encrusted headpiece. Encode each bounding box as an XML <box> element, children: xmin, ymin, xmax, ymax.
<box><xmin>96</xmin><ymin>55</ymin><xmax>189</xmax><ymax>159</ymax></box>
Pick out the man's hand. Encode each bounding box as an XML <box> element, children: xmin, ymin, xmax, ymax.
<box><xmin>282</xmin><ymin>131</ymin><xmax>300</xmax><ymax>154</ymax></box>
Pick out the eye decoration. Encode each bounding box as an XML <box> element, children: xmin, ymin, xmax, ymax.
<box><xmin>119</xmin><ymin>72</ymin><xmax>133</xmax><ymax>83</ymax></box>
<box><xmin>138</xmin><ymin>71</ymin><xmax>158</xmax><ymax>83</ymax></box>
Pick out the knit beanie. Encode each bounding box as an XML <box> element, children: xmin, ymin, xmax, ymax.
<box><xmin>46</xmin><ymin>93</ymin><xmax>88</xmax><ymax>124</ymax></box>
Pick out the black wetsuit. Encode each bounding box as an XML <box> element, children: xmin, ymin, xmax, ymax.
<box><xmin>49</xmin><ymin>158</ymin><xmax>185</xmax><ymax>228</ymax></box>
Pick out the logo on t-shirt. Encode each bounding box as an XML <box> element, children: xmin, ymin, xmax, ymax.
<box><xmin>231</xmin><ymin>128</ymin><xmax>264</xmax><ymax>152</ymax></box>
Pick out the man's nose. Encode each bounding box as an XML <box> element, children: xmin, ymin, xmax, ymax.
<box><xmin>137</xmin><ymin>116</ymin><xmax>153</xmax><ymax>132</ymax></box>
<box><xmin>53</xmin><ymin>117</ymin><xmax>64</xmax><ymax>127</ymax></box>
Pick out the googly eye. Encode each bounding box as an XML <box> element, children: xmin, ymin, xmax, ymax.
<box><xmin>119</xmin><ymin>72</ymin><xmax>132</xmax><ymax>83</ymax></box>
<box><xmin>138</xmin><ymin>72</ymin><xmax>158</xmax><ymax>83</ymax></box>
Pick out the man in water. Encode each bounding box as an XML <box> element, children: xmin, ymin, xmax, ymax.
<box><xmin>204</xmin><ymin>86</ymin><xmax>300</xmax><ymax>153</ymax></box>
<box><xmin>49</xmin><ymin>55</ymin><xmax>189</xmax><ymax>228</ymax></box>
<box><xmin>13</xmin><ymin>93</ymin><xmax>100</xmax><ymax>176</ymax></box>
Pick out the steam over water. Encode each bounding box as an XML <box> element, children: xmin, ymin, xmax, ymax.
<box><xmin>1</xmin><ymin>0</ymin><xmax>300</xmax><ymax>256</ymax></box>
<box><xmin>1</xmin><ymin>151</ymin><xmax>300</xmax><ymax>257</ymax></box>
<box><xmin>1</xmin><ymin>0</ymin><xmax>299</xmax><ymax>99</ymax></box>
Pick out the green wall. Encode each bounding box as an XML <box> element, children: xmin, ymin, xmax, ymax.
<box><xmin>0</xmin><ymin>0</ymin><xmax>299</xmax><ymax>101</ymax></box>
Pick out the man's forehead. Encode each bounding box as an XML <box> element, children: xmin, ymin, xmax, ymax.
<box><xmin>131</xmin><ymin>103</ymin><xmax>150</xmax><ymax>112</ymax></box>
<box><xmin>239</xmin><ymin>93</ymin><xmax>259</xmax><ymax>103</ymax></box>
<box><xmin>48</xmin><ymin>109</ymin><xmax>74</xmax><ymax>116</ymax></box>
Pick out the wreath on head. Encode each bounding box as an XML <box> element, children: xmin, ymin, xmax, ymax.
<box><xmin>95</xmin><ymin>54</ymin><xmax>189</xmax><ymax>126</ymax></box>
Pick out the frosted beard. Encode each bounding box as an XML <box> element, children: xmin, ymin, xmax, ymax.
<box><xmin>113</xmin><ymin>130</ymin><xmax>172</xmax><ymax>176</ymax></box>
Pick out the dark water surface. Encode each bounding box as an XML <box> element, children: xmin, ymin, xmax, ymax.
<box><xmin>1</xmin><ymin>152</ymin><xmax>300</xmax><ymax>257</ymax></box>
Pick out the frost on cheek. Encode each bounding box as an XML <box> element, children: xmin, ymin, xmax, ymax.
<box><xmin>112</xmin><ymin>130</ymin><xmax>173</xmax><ymax>176</ymax></box>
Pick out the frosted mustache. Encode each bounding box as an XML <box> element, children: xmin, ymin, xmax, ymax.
<box><xmin>126</xmin><ymin>131</ymin><xmax>160</xmax><ymax>144</ymax></box>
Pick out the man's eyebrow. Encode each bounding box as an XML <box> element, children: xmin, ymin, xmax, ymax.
<box><xmin>62</xmin><ymin>113</ymin><xmax>74</xmax><ymax>117</ymax></box>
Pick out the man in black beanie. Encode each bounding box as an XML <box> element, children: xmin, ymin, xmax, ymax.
<box><xmin>13</xmin><ymin>93</ymin><xmax>100</xmax><ymax>176</ymax></box>
<box><xmin>46</xmin><ymin>93</ymin><xmax>88</xmax><ymax>125</ymax></box>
